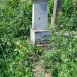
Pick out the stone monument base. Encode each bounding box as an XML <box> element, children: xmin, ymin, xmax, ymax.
<box><xmin>30</xmin><ymin>29</ymin><xmax>50</xmax><ymax>44</ymax></box>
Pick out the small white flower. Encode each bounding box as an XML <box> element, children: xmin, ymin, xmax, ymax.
<box><xmin>60</xmin><ymin>25</ymin><xmax>63</xmax><ymax>27</ymax></box>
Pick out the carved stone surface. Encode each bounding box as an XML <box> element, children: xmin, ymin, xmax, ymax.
<box><xmin>30</xmin><ymin>29</ymin><xmax>50</xmax><ymax>44</ymax></box>
<box><xmin>32</xmin><ymin>0</ymin><xmax>48</xmax><ymax>30</ymax></box>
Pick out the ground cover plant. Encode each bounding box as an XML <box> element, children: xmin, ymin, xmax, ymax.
<box><xmin>44</xmin><ymin>30</ymin><xmax>77</xmax><ymax>77</ymax></box>
<box><xmin>0</xmin><ymin>0</ymin><xmax>33</xmax><ymax>77</ymax></box>
<box><xmin>0</xmin><ymin>39</ymin><xmax>33</xmax><ymax>77</ymax></box>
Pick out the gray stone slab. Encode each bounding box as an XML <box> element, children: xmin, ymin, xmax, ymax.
<box><xmin>32</xmin><ymin>0</ymin><xmax>48</xmax><ymax>30</ymax></box>
<box><xmin>32</xmin><ymin>0</ymin><xmax>47</xmax><ymax>4</ymax></box>
<box><xmin>30</xmin><ymin>29</ymin><xmax>50</xmax><ymax>44</ymax></box>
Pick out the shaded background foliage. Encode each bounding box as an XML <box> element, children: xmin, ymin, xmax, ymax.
<box><xmin>56</xmin><ymin>0</ymin><xmax>77</xmax><ymax>31</ymax></box>
<box><xmin>0</xmin><ymin>0</ymin><xmax>32</xmax><ymax>38</ymax></box>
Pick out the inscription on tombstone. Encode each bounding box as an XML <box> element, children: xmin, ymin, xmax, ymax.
<box><xmin>30</xmin><ymin>0</ymin><xmax>50</xmax><ymax>44</ymax></box>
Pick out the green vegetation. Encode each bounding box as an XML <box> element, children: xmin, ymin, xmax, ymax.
<box><xmin>56</xmin><ymin>0</ymin><xmax>77</xmax><ymax>31</ymax></box>
<box><xmin>0</xmin><ymin>0</ymin><xmax>77</xmax><ymax>77</ymax></box>
<box><xmin>44</xmin><ymin>31</ymin><xmax>77</xmax><ymax>77</ymax></box>
<box><xmin>0</xmin><ymin>0</ymin><xmax>33</xmax><ymax>77</ymax></box>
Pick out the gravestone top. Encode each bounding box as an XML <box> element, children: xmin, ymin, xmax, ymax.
<box><xmin>32</xmin><ymin>0</ymin><xmax>48</xmax><ymax>3</ymax></box>
<box><xmin>32</xmin><ymin>0</ymin><xmax>48</xmax><ymax>30</ymax></box>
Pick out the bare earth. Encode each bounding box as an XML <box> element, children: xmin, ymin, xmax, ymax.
<box><xmin>32</xmin><ymin>60</ymin><xmax>51</xmax><ymax>77</ymax></box>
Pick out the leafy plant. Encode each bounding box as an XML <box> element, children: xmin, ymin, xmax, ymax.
<box><xmin>44</xmin><ymin>31</ymin><xmax>77</xmax><ymax>77</ymax></box>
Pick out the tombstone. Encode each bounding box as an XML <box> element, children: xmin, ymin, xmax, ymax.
<box><xmin>51</xmin><ymin>0</ymin><xmax>62</xmax><ymax>24</ymax></box>
<box><xmin>30</xmin><ymin>0</ymin><xmax>50</xmax><ymax>44</ymax></box>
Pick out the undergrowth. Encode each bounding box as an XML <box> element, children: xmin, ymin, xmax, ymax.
<box><xmin>0</xmin><ymin>0</ymin><xmax>77</xmax><ymax>77</ymax></box>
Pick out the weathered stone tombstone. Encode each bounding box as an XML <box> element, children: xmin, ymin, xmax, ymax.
<box><xmin>51</xmin><ymin>0</ymin><xmax>62</xmax><ymax>25</ymax></box>
<box><xmin>30</xmin><ymin>0</ymin><xmax>50</xmax><ymax>45</ymax></box>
